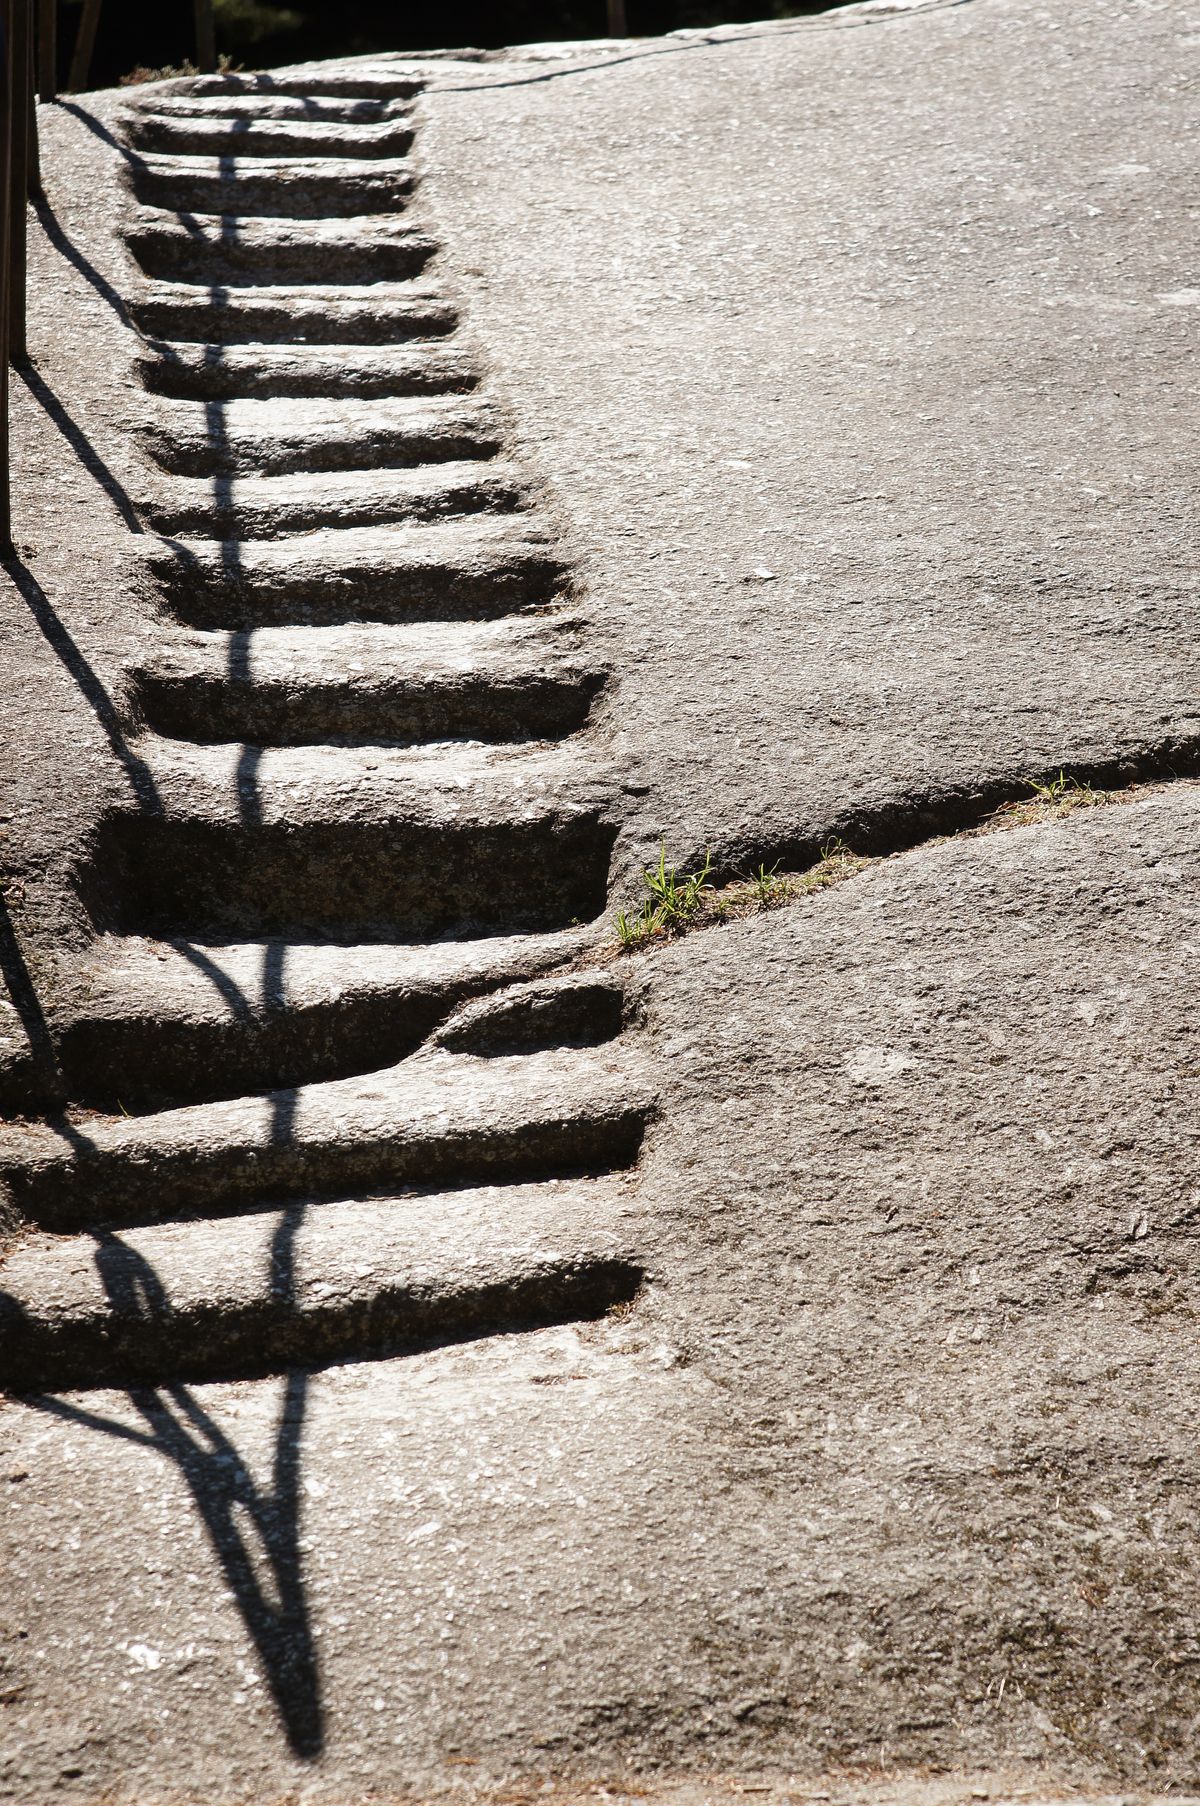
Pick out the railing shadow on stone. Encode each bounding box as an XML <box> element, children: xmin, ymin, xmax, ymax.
<box><xmin>3</xmin><ymin>1204</ymin><xmax>323</xmax><ymax>1759</ymax></box>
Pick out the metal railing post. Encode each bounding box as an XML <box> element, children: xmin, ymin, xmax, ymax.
<box><xmin>66</xmin><ymin>0</ymin><xmax>99</xmax><ymax>92</ymax></box>
<box><xmin>36</xmin><ymin>0</ymin><xmax>52</xmax><ymax>101</ymax></box>
<box><xmin>194</xmin><ymin>0</ymin><xmax>215</xmax><ymax>73</ymax></box>
<box><xmin>0</xmin><ymin>0</ymin><xmax>13</xmax><ymax>557</ymax></box>
<box><xmin>8</xmin><ymin>0</ymin><xmax>30</xmax><ymax>359</ymax></box>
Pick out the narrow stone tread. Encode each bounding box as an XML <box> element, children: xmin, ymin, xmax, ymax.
<box><xmin>0</xmin><ymin>1177</ymin><xmax>642</xmax><ymax>1391</ymax></box>
<box><xmin>143</xmin><ymin>517</ymin><xmax>567</xmax><ymax>627</ymax></box>
<box><xmin>131</xmin><ymin>280</ymin><xmax>456</xmax><ymax>345</ymax></box>
<box><xmin>124</xmin><ymin>113</ymin><xmax>416</xmax><ymax>159</ymax></box>
<box><xmin>139</xmin><ymin>460</ymin><xmax>525</xmax><ymax>539</ymax></box>
<box><xmin>88</xmin><ymin>738</ymin><xmax>613</xmax><ymax>937</ymax></box>
<box><xmin>183</xmin><ymin>65</ymin><xmax>426</xmax><ymax>100</ymax></box>
<box><xmin>125</xmin><ymin>211</ymin><xmax>436</xmax><ymax>284</ymax></box>
<box><xmin>128</xmin><ymin>153</ymin><xmax>417</xmax><ymax>218</ymax></box>
<box><xmin>133</xmin><ymin>617</ymin><xmax>602</xmax><ymax>744</ymax></box>
<box><xmin>0</xmin><ymin>1045</ymin><xmax>652</xmax><ymax>1232</ymax></box>
<box><xmin>130</xmin><ymin>92</ymin><xmax>414</xmax><ymax>122</ymax></box>
<box><xmin>136</xmin><ymin>339</ymin><xmax>481</xmax><ymax>402</ymax></box>
<box><xmin>52</xmin><ymin>927</ymin><xmax>594</xmax><ymax>1111</ymax></box>
<box><xmin>141</xmin><ymin>393</ymin><xmax>505</xmax><ymax>478</ymax></box>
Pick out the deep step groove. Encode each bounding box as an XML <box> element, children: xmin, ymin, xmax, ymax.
<box><xmin>125</xmin><ymin>113</ymin><xmax>417</xmax><ymax>159</ymax></box>
<box><xmin>140</xmin><ymin>395</ymin><xmax>505</xmax><ymax>479</ymax></box>
<box><xmin>141</xmin><ymin>521</ymin><xmax>569</xmax><ymax>629</ymax></box>
<box><xmin>136</xmin><ymin>340</ymin><xmax>481</xmax><ymax>403</ymax></box>
<box><xmin>132</xmin><ymin>620</ymin><xmax>604</xmax><ymax>746</ymax></box>
<box><xmin>85</xmin><ymin>808</ymin><xmax>617</xmax><ymax>940</ymax></box>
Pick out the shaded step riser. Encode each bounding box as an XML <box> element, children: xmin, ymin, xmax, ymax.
<box><xmin>125</xmin><ymin>118</ymin><xmax>416</xmax><ymax>158</ymax></box>
<box><xmin>134</xmin><ymin>95</ymin><xmax>412</xmax><ymax>122</ymax></box>
<box><xmin>186</xmin><ymin>73</ymin><xmax>425</xmax><ymax>99</ymax></box>
<box><xmin>7</xmin><ymin>1107</ymin><xmax>648</xmax><ymax>1234</ymax></box>
<box><xmin>137</xmin><ymin>346</ymin><xmax>479</xmax><ymax>403</ymax></box>
<box><xmin>128</xmin><ymin>232</ymin><xmax>434</xmax><ymax>286</ymax></box>
<box><xmin>83</xmin><ymin>815</ymin><xmax>616</xmax><ymax>940</ymax></box>
<box><xmin>146</xmin><ymin>549</ymin><xmax>565</xmax><ymax>629</ymax></box>
<box><xmin>135</xmin><ymin>669</ymin><xmax>604</xmax><ymax>748</ymax></box>
<box><xmin>0</xmin><ymin>1257</ymin><xmax>644</xmax><ymax>1394</ymax></box>
<box><xmin>131</xmin><ymin>294</ymin><xmax>457</xmax><ymax>346</ymax></box>
<box><xmin>129</xmin><ymin>165</ymin><xmax>416</xmax><ymax>218</ymax></box>
<box><xmin>142</xmin><ymin>421</ymin><xmax>502</xmax><ymax>480</ymax></box>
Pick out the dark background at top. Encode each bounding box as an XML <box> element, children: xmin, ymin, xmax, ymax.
<box><xmin>56</xmin><ymin>0</ymin><xmax>855</xmax><ymax>90</ymax></box>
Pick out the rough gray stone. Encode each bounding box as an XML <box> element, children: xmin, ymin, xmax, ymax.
<box><xmin>1</xmin><ymin>0</ymin><xmax>1198</xmax><ymax>1798</ymax></box>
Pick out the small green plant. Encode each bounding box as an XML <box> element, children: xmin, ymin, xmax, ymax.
<box><xmin>998</xmin><ymin>772</ymin><xmax>1112</xmax><ymax>827</ymax></box>
<box><xmin>614</xmin><ymin>845</ymin><xmax>713</xmax><ymax>949</ymax></box>
<box><xmin>796</xmin><ymin>837</ymin><xmax>868</xmax><ymax>892</ymax></box>
<box><xmin>746</xmin><ymin>860</ymin><xmax>793</xmax><ymax>908</ymax></box>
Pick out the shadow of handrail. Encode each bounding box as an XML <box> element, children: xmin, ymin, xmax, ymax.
<box><xmin>3</xmin><ymin>557</ymin><xmax>158</xmax><ymax>808</ymax></box>
<box><xmin>31</xmin><ymin>188</ymin><xmax>137</xmax><ymax>334</ymax></box>
<box><xmin>19</xmin><ymin>1215</ymin><xmax>322</xmax><ymax>1759</ymax></box>
<box><xmin>15</xmin><ymin>364</ymin><xmax>144</xmax><ymax>534</ymax></box>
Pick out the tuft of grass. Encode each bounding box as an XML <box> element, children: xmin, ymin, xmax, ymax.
<box><xmin>996</xmin><ymin>771</ymin><xmax>1113</xmax><ymax>828</ymax></box>
<box><xmin>615</xmin><ymin>845</ymin><xmax>713</xmax><ymax>949</ymax></box>
<box><xmin>120</xmin><ymin>53</ymin><xmax>242</xmax><ymax>84</ymax></box>
<box><xmin>746</xmin><ymin>860</ymin><xmax>793</xmax><ymax>908</ymax></box>
<box><xmin>794</xmin><ymin>836</ymin><xmax>869</xmax><ymax>893</ymax></box>
<box><xmin>613</xmin><ymin>838</ymin><xmax>872</xmax><ymax>951</ymax></box>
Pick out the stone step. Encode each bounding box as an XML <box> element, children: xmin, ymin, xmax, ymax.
<box><xmin>131</xmin><ymin>279</ymin><xmax>456</xmax><ymax>345</ymax></box>
<box><xmin>142</xmin><ymin>517</ymin><xmax>567</xmax><ymax>628</ymax></box>
<box><xmin>82</xmin><ymin>737</ymin><xmax>614</xmax><ymax>938</ymax></box>
<box><xmin>139</xmin><ymin>460</ymin><xmax>524</xmax><ymax>539</ymax></box>
<box><xmin>140</xmin><ymin>393</ymin><xmax>504</xmax><ymax>479</ymax></box>
<box><xmin>183</xmin><ymin>66</ymin><xmax>426</xmax><ymax>101</ymax></box>
<box><xmin>133</xmin><ymin>617</ymin><xmax>602</xmax><ymax>745</ymax></box>
<box><xmin>127</xmin><ymin>153</ymin><xmax>417</xmax><ymax>219</ymax></box>
<box><xmin>0</xmin><ymin>1042</ymin><xmax>651</xmax><ymax>1233</ymax></box>
<box><xmin>0</xmin><ymin>1176</ymin><xmax>642</xmax><ymax>1392</ymax></box>
<box><xmin>125</xmin><ymin>210</ymin><xmax>436</xmax><ymax>285</ymax></box>
<box><xmin>130</xmin><ymin>91</ymin><xmax>411</xmax><ymax>123</ymax></box>
<box><xmin>124</xmin><ymin>112</ymin><xmax>416</xmax><ymax>160</ymax></box>
<box><xmin>52</xmin><ymin>942</ymin><xmax>611</xmax><ymax>1113</ymax></box>
<box><xmin>136</xmin><ymin>338</ymin><xmax>479</xmax><ymax>402</ymax></box>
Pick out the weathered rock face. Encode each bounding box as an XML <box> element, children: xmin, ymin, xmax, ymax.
<box><xmin>0</xmin><ymin>0</ymin><xmax>1198</xmax><ymax>1799</ymax></box>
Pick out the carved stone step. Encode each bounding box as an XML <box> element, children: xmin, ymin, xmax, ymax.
<box><xmin>131</xmin><ymin>280</ymin><xmax>456</xmax><ymax>345</ymax></box>
<box><xmin>126</xmin><ymin>211</ymin><xmax>436</xmax><ymax>285</ymax></box>
<box><xmin>0</xmin><ymin>1176</ymin><xmax>642</xmax><ymax>1392</ymax></box>
<box><xmin>128</xmin><ymin>154</ymin><xmax>417</xmax><ymax>219</ymax></box>
<box><xmin>133</xmin><ymin>616</ymin><xmax>601</xmax><ymax>745</ymax></box>
<box><xmin>136</xmin><ymin>339</ymin><xmax>480</xmax><ymax>403</ymax></box>
<box><xmin>142</xmin><ymin>517</ymin><xmax>567</xmax><ymax>628</ymax></box>
<box><xmin>140</xmin><ymin>394</ymin><xmax>504</xmax><ymax>478</ymax></box>
<box><xmin>0</xmin><ymin>1042</ymin><xmax>651</xmax><ymax>1231</ymax></box>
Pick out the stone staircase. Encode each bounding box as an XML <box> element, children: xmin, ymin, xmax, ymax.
<box><xmin>0</xmin><ymin>64</ymin><xmax>649</xmax><ymax>1392</ymax></box>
